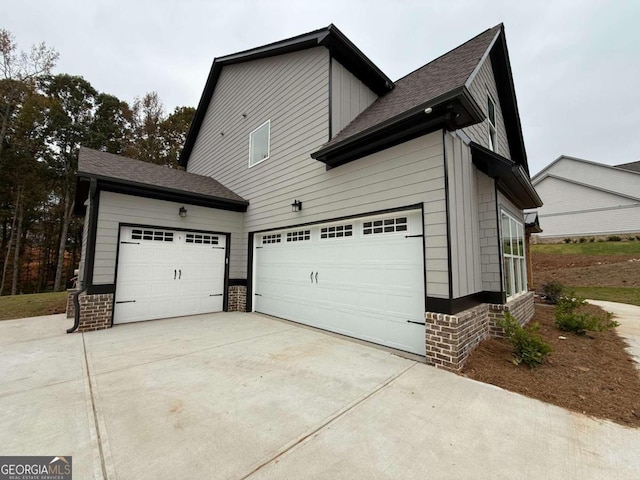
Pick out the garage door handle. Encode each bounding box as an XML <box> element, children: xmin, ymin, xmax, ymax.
<box><xmin>179</xmin><ymin>269</ymin><xmax>182</xmax><ymax>279</ymax></box>
<box><xmin>315</xmin><ymin>272</ymin><xmax>318</xmax><ymax>283</ymax></box>
<box><xmin>310</xmin><ymin>271</ymin><xmax>314</xmax><ymax>283</ymax></box>
<box><xmin>174</xmin><ymin>269</ymin><xmax>177</xmax><ymax>280</ymax></box>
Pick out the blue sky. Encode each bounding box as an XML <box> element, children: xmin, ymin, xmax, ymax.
<box><xmin>3</xmin><ymin>0</ymin><xmax>639</xmax><ymax>174</ymax></box>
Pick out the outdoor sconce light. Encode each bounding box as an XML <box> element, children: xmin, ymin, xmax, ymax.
<box><xmin>179</xmin><ymin>206</ymin><xmax>188</xmax><ymax>218</ymax></box>
<box><xmin>291</xmin><ymin>200</ymin><xmax>302</xmax><ymax>212</ymax></box>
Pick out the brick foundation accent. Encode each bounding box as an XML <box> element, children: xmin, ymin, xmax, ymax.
<box><xmin>77</xmin><ymin>293</ymin><xmax>113</xmax><ymax>332</ymax></box>
<box><xmin>66</xmin><ymin>289</ymin><xmax>77</xmax><ymax>319</ymax></box>
<box><xmin>228</xmin><ymin>286</ymin><xmax>247</xmax><ymax>312</ymax></box>
<box><xmin>488</xmin><ymin>291</ymin><xmax>535</xmax><ymax>337</ymax></box>
<box><xmin>425</xmin><ymin>291</ymin><xmax>535</xmax><ymax>372</ymax></box>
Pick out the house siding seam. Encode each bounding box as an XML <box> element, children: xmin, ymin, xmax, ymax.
<box><xmin>78</xmin><ymin>198</ymin><xmax>90</xmax><ymax>284</ymax></box>
<box><xmin>463</xmin><ymin>56</ymin><xmax>510</xmax><ymax>160</ymax></box>
<box><xmin>330</xmin><ymin>57</ymin><xmax>378</xmax><ymax>138</ymax></box>
<box><xmin>93</xmin><ymin>191</ymin><xmax>244</xmax><ymax>284</ymax></box>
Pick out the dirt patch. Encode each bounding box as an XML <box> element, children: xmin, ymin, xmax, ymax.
<box><xmin>462</xmin><ymin>304</ymin><xmax>640</xmax><ymax>428</ymax></box>
<box><xmin>532</xmin><ymin>254</ymin><xmax>640</xmax><ymax>289</ymax></box>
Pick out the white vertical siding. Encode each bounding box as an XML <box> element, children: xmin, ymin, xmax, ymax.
<box><xmin>477</xmin><ymin>171</ymin><xmax>501</xmax><ymax>292</ymax></box>
<box><xmin>445</xmin><ymin>133</ymin><xmax>482</xmax><ymax>298</ymax></box>
<box><xmin>330</xmin><ymin>58</ymin><xmax>378</xmax><ymax>137</ymax></box>
<box><xmin>463</xmin><ymin>56</ymin><xmax>510</xmax><ymax>159</ymax></box>
<box><xmin>92</xmin><ymin>191</ymin><xmax>244</xmax><ymax>285</ymax></box>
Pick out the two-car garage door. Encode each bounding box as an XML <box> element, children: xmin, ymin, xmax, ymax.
<box><xmin>114</xmin><ymin>226</ymin><xmax>226</xmax><ymax>324</ymax></box>
<box><xmin>254</xmin><ymin>210</ymin><xmax>426</xmax><ymax>355</ymax></box>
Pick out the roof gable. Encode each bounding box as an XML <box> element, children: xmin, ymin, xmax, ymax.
<box><xmin>533</xmin><ymin>155</ymin><xmax>640</xmax><ymax>184</ymax></box>
<box><xmin>312</xmin><ymin>24</ymin><xmax>530</xmax><ymax>172</ymax></box>
<box><xmin>615</xmin><ymin>160</ymin><xmax>640</xmax><ymax>173</ymax></box>
<box><xmin>179</xmin><ymin>24</ymin><xmax>392</xmax><ymax>168</ymax></box>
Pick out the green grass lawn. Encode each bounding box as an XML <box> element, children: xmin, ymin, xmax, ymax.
<box><xmin>531</xmin><ymin>241</ymin><xmax>640</xmax><ymax>255</ymax></box>
<box><xmin>0</xmin><ymin>291</ymin><xmax>68</xmax><ymax>321</ymax></box>
<box><xmin>571</xmin><ymin>287</ymin><xmax>640</xmax><ymax>307</ymax></box>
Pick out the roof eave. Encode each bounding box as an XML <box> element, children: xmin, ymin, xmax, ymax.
<box><xmin>470</xmin><ymin>142</ymin><xmax>542</xmax><ymax>209</ymax></box>
<box><xmin>76</xmin><ymin>172</ymin><xmax>249</xmax><ymax>213</ymax></box>
<box><xmin>312</xmin><ymin>87</ymin><xmax>485</xmax><ymax>167</ymax></box>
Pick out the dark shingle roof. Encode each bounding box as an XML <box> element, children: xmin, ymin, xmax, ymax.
<box><xmin>324</xmin><ymin>25</ymin><xmax>501</xmax><ymax>148</ymax></box>
<box><xmin>78</xmin><ymin>147</ymin><xmax>247</xmax><ymax>205</ymax></box>
<box><xmin>615</xmin><ymin>161</ymin><xmax>640</xmax><ymax>173</ymax></box>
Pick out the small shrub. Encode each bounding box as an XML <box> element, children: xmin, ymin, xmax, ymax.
<box><xmin>598</xmin><ymin>238</ymin><xmax>605</xmax><ymax>242</ymax></box>
<box><xmin>498</xmin><ymin>313</ymin><xmax>552</xmax><ymax>368</ymax></box>
<box><xmin>563</xmin><ymin>238</ymin><xmax>572</xmax><ymax>244</ymax></box>
<box><xmin>628</xmin><ymin>236</ymin><xmax>636</xmax><ymax>242</ymax></box>
<box><xmin>554</xmin><ymin>293</ymin><xmax>619</xmax><ymax>335</ymax></box>
<box><xmin>607</xmin><ymin>235</ymin><xmax>622</xmax><ymax>242</ymax></box>
<box><xmin>578</xmin><ymin>237</ymin><xmax>587</xmax><ymax>243</ymax></box>
<box><xmin>636</xmin><ymin>235</ymin><xmax>640</xmax><ymax>241</ymax></box>
<box><xmin>541</xmin><ymin>281</ymin><xmax>564</xmax><ymax>304</ymax></box>
<box><xmin>588</xmin><ymin>237</ymin><xmax>595</xmax><ymax>243</ymax></box>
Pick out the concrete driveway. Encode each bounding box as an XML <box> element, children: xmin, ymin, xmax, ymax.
<box><xmin>1</xmin><ymin>312</ymin><xmax>639</xmax><ymax>479</ymax></box>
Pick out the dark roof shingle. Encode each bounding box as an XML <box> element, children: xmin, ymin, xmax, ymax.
<box><xmin>324</xmin><ymin>25</ymin><xmax>501</xmax><ymax>148</ymax></box>
<box><xmin>615</xmin><ymin>161</ymin><xmax>640</xmax><ymax>173</ymax></box>
<box><xmin>78</xmin><ymin>147</ymin><xmax>247</xmax><ymax>205</ymax></box>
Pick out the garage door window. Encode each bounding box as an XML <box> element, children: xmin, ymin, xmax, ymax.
<box><xmin>286</xmin><ymin>230</ymin><xmax>311</xmax><ymax>242</ymax></box>
<box><xmin>186</xmin><ymin>233</ymin><xmax>219</xmax><ymax>245</ymax></box>
<box><xmin>320</xmin><ymin>224</ymin><xmax>353</xmax><ymax>239</ymax></box>
<box><xmin>363</xmin><ymin>217</ymin><xmax>407</xmax><ymax>235</ymax></box>
<box><xmin>131</xmin><ymin>229</ymin><xmax>174</xmax><ymax>242</ymax></box>
<box><xmin>262</xmin><ymin>234</ymin><xmax>281</xmax><ymax>244</ymax></box>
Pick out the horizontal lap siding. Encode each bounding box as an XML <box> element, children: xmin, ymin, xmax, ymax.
<box><xmin>93</xmin><ymin>191</ymin><xmax>243</xmax><ymax>285</ymax></box>
<box><xmin>330</xmin><ymin>58</ymin><xmax>378</xmax><ymax>137</ymax></box>
<box><xmin>186</xmin><ymin>47</ymin><xmax>449</xmax><ymax>297</ymax></box>
<box><xmin>462</xmin><ymin>56</ymin><xmax>510</xmax><ymax>160</ymax></box>
<box><xmin>446</xmin><ymin>133</ymin><xmax>483</xmax><ymax>298</ymax></box>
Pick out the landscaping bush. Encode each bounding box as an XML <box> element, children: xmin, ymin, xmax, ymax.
<box><xmin>498</xmin><ymin>313</ymin><xmax>552</xmax><ymax>368</ymax></box>
<box><xmin>554</xmin><ymin>294</ymin><xmax>619</xmax><ymax>335</ymax></box>
<box><xmin>563</xmin><ymin>238</ymin><xmax>572</xmax><ymax>244</ymax></box>
<box><xmin>578</xmin><ymin>237</ymin><xmax>587</xmax><ymax>243</ymax></box>
<box><xmin>607</xmin><ymin>235</ymin><xmax>622</xmax><ymax>242</ymax></box>
<box><xmin>541</xmin><ymin>281</ymin><xmax>564</xmax><ymax>304</ymax></box>
<box><xmin>589</xmin><ymin>237</ymin><xmax>595</xmax><ymax>242</ymax></box>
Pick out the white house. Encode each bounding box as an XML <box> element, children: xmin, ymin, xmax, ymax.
<box><xmin>531</xmin><ymin>156</ymin><xmax>640</xmax><ymax>239</ymax></box>
<box><xmin>70</xmin><ymin>24</ymin><xmax>541</xmax><ymax>371</ymax></box>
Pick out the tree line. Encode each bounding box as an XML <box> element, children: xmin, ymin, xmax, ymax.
<box><xmin>0</xmin><ymin>29</ymin><xmax>195</xmax><ymax>295</ymax></box>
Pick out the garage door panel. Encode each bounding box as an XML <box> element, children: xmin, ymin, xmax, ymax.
<box><xmin>254</xmin><ymin>211</ymin><xmax>426</xmax><ymax>355</ymax></box>
<box><xmin>114</xmin><ymin>227</ymin><xmax>227</xmax><ymax>324</ymax></box>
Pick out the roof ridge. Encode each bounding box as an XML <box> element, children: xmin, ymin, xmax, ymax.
<box><xmin>393</xmin><ymin>24</ymin><xmax>502</xmax><ymax>84</ymax></box>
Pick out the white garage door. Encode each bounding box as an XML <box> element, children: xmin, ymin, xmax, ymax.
<box><xmin>254</xmin><ymin>210</ymin><xmax>426</xmax><ymax>355</ymax></box>
<box><xmin>114</xmin><ymin>226</ymin><xmax>226</xmax><ymax>324</ymax></box>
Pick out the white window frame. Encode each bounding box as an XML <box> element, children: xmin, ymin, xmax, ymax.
<box><xmin>248</xmin><ymin>119</ymin><xmax>271</xmax><ymax>168</ymax></box>
<box><xmin>501</xmin><ymin>209</ymin><xmax>527</xmax><ymax>299</ymax></box>
<box><xmin>487</xmin><ymin>93</ymin><xmax>497</xmax><ymax>152</ymax></box>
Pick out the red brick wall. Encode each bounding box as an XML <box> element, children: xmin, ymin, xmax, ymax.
<box><xmin>77</xmin><ymin>293</ymin><xmax>113</xmax><ymax>332</ymax></box>
<box><xmin>228</xmin><ymin>286</ymin><xmax>247</xmax><ymax>312</ymax></box>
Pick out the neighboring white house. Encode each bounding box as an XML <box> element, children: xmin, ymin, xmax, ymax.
<box><xmin>530</xmin><ymin>156</ymin><xmax>640</xmax><ymax>239</ymax></box>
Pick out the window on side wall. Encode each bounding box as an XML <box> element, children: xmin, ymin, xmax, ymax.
<box><xmin>501</xmin><ymin>210</ymin><xmax>527</xmax><ymax>299</ymax></box>
<box><xmin>249</xmin><ymin>120</ymin><xmax>270</xmax><ymax>167</ymax></box>
<box><xmin>487</xmin><ymin>94</ymin><xmax>497</xmax><ymax>152</ymax></box>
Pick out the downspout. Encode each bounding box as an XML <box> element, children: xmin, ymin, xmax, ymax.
<box><xmin>67</xmin><ymin>178</ymin><xmax>97</xmax><ymax>334</ymax></box>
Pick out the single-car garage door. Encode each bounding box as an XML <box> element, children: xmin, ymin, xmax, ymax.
<box><xmin>254</xmin><ymin>210</ymin><xmax>426</xmax><ymax>355</ymax></box>
<box><xmin>114</xmin><ymin>226</ymin><xmax>227</xmax><ymax>324</ymax></box>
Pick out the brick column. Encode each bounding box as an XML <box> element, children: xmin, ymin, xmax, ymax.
<box><xmin>76</xmin><ymin>293</ymin><xmax>114</xmax><ymax>332</ymax></box>
<box><xmin>228</xmin><ymin>286</ymin><xmax>247</xmax><ymax>312</ymax></box>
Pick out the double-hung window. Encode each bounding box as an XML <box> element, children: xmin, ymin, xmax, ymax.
<box><xmin>249</xmin><ymin>120</ymin><xmax>270</xmax><ymax>167</ymax></box>
<box><xmin>501</xmin><ymin>210</ymin><xmax>527</xmax><ymax>298</ymax></box>
<box><xmin>487</xmin><ymin>94</ymin><xmax>497</xmax><ymax>152</ymax></box>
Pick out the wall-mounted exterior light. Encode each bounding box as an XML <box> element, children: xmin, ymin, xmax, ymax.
<box><xmin>179</xmin><ymin>206</ymin><xmax>188</xmax><ymax>218</ymax></box>
<box><xmin>291</xmin><ymin>200</ymin><xmax>302</xmax><ymax>212</ymax></box>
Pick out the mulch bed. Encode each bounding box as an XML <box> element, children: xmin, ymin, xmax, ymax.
<box><xmin>462</xmin><ymin>304</ymin><xmax>640</xmax><ymax>428</ymax></box>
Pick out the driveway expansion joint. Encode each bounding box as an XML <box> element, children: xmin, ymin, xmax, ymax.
<box><xmin>239</xmin><ymin>361</ymin><xmax>417</xmax><ymax>480</ymax></box>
